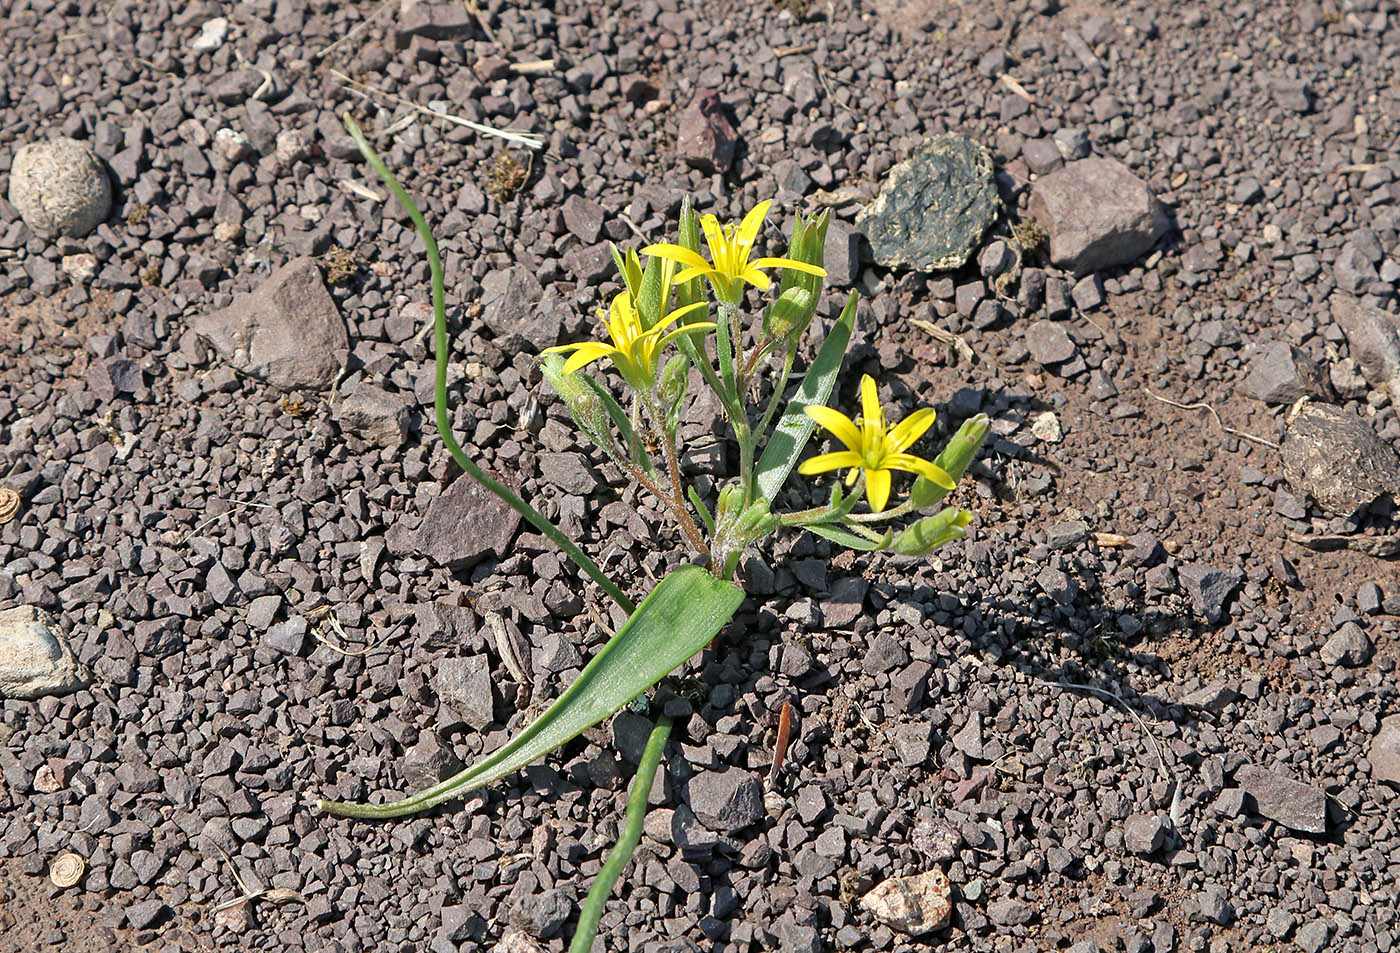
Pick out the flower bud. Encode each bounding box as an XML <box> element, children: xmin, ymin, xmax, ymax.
<box><xmin>910</xmin><ymin>413</ymin><xmax>990</xmax><ymax>508</ymax></box>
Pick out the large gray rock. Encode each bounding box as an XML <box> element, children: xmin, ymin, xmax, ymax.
<box><xmin>9</xmin><ymin>137</ymin><xmax>113</xmax><ymax>239</ymax></box>
<box><xmin>1369</xmin><ymin>715</ymin><xmax>1400</xmax><ymax>787</ymax></box>
<box><xmin>392</xmin><ymin>472</ymin><xmax>521</xmax><ymax>571</ymax></box>
<box><xmin>434</xmin><ymin>655</ymin><xmax>494</xmax><ymax>730</ymax></box>
<box><xmin>1331</xmin><ymin>295</ymin><xmax>1400</xmax><ymax>394</ymax></box>
<box><xmin>191</xmin><ymin>257</ymin><xmax>348</xmax><ymax>390</ymax></box>
<box><xmin>333</xmin><ymin>384</ymin><xmax>413</xmax><ymax>447</ymax></box>
<box><xmin>857</xmin><ymin>134</ymin><xmax>999</xmax><ymax>272</ymax></box>
<box><xmin>479</xmin><ymin>267</ymin><xmax>562</xmax><ymax>352</ymax></box>
<box><xmin>1280</xmin><ymin>399</ymin><xmax>1400</xmax><ymax>515</ymax></box>
<box><xmin>1240</xmin><ymin>341</ymin><xmax>1331</xmax><ymax>404</ymax></box>
<box><xmin>0</xmin><ymin>606</ymin><xmax>89</xmax><ymax>700</ymax></box>
<box><xmin>1236</xmin><ymin>764</ymin><xmax>1327</xmax><ymax>833</ymax></box>
<box><xmin>1028</xmin><ymin>157</ymin><xmax>1169</xmax><ymax>274</ymax></box>
<box><xmin>688</xmin><ymin>768</ymin><xmax>764</xmax><ymax>831</ymax></box>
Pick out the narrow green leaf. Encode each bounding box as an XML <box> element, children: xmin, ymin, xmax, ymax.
<box><xmin>754</xmin><ymin>291</ymin><xmax>858</xmax><ymax>502</ymax></box>
<box><xmin>318</xmin><ymin>566</ymin><xmax>744</xmax><ymax>819</ymax></box>
<box><xmin>687</xmin><ymin>485</ymin><xmax>716</xmax><ymax>536</ymax></box>
<box><xmin>805</xmin><ymin>523</ymin><xmax>891</xmax><ymax>551</ymax></box>
<box><xmin>609</xmin><ymin>243</ymin><xmax>632</xmax><ymax>296</ymax></box>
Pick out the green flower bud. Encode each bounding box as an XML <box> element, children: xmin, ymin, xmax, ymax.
<box><xmin>889</xmin><ymin>508</ymin><xmax>973</xmax><ymax>556</ymax></box>
<box><xmin>910</xmin><ymin>413</ymin><xmax>990</xmax><ymax>509</ymax></box>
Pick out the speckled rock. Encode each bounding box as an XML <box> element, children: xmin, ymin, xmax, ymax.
<box><xmin>1280</xmin><ymin>399</ymin><xmax>1400</xmax><ymax>515</ymax></box>
<box><xmin>857</xmin><ymin>134</ymin><xmax>999</xmax><ymax>271</ymax></box>
<box><xmin>8</xmin><ymin>137</ymin><xmax>113</xmax><ymax>239</ymax></box>
<box><xmin>0</xmin><ymin>606</ymin><xmax>89</xmax><ymax>700</ymax></box>
<box><xmin>860</xmin><ymin>869</ymin><xmax>952</xmax><ymax>935</ymax></box>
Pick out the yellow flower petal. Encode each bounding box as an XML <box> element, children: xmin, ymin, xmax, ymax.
<box><xmin>865</xmin><ymin>467</ymin><xmax>892</xmax><ymax>513</ymax></box>
<box><xmin>859</xmin><ymin>375</ymin><xmax>881</xmax><ymax>432</ymax></box>
<box><xmin>752</xmin><ymin>256</ymin><xmax>827</xmax><ymax>278</ymax></box>
<box><xmin>699</xmin><ymin>215</ymin><xmax>728</xmax><ymax>271</ymax></box>
<box><xmin>656</xmin><ymin>322</ymin><xmax>717</xmax><ymax>349</ymax></box>
<box><xmin>642</xmin><ymin>243</ymin><xmax>711</xmax><ymax>273</ymax></box>
<box><xmin>561</xmin><ymin>342</ymin><xmax>616</xmax><ymax>374</ymax></box>
<box><xmin>803</xmin><ymin>404</ymin><xmax>863</xmax><ymax>452</ymax></box>
<box><xmin>735</xmin><ymin>200</ymin><xmax>771</xmax><ymax>252</ymax></box>
<box><xmin>796</xmin><ymin>450</ymin><xmax>863</xmax><ymax>475</ymax></box>
<box><xmin>738</xmin><ymin>267</ymin><xmax>772</xmax><ymax>291</ymax></box>
<box><xmin>888</xmin><ymin>454</ymin><xmax>956</xmax><ymax>489</ymax></box>
<box><xmin>887</xmin><ymin>407</ymin><xmax>938</xmax><ymax>452</ymax></box>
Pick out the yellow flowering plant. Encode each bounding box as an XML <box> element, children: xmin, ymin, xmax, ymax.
<box><xmin>319</xmin><ymin>114</ymin><xmax>989</xmax><ymax>953</ymax></box>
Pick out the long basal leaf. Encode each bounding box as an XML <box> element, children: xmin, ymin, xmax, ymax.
<box><xmin>754</xmin><ymin>291</ymin><xmax>857</xmax><ymax>502</ymax></box>
<box><xmin>317</xmin><ymin>566</ymin><xmax>743</xmax><ymax>819</ymax></box>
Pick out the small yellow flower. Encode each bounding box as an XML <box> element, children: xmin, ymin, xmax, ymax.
<box><xmin>643</xmin><ymin>200</ymin><xmax>826</xmax><ymax>305</ymax></box>
<box><xmin>545</xmin><ymin>291</ymin><xmax>711</xmax><ymax>390</ymax></box>
<box><xmin>799</xmin><ymin>375</ymin><xmax>955</xmax><ymax>513</ymax></box>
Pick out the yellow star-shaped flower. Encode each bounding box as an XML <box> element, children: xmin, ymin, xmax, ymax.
<box><xmin>643</xmin><ymin>200</ymin><xmax>826</xmax><ymax>306</ymax></box>
<box><xmin>799</xmin><ymin>374</ymin><xmax>955</xmax><ymax>512</ymax></box>
<box><xmin>544</xmin><ymin>291</ymin><xmax>711</xmax><ymax>391</ymax></box>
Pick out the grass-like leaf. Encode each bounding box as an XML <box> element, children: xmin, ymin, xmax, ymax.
<box><xmin>754</xmin><ymin>291</ymin><xmax>857</xmax><ymax>502</ymax></box>
<box><xmin>317</xmin><ymin>565</ymin><xmax>743</xmax><ymax>819</ymax></box>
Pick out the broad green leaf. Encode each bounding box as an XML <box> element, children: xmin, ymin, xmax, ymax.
<box><xmin>909</xmin><ymin>413</ymin><xmax>990</xmax><ymax>509</ymax></box>
<box><xmin>318</xmin><ymin>566</ymin><xmax>744</xmax><ymax>819</ymax></box>
<box><xmin>754</xmin><ymin>291</ymin><xmax>858</xmax><ymax>502</ymax></box>
<box><xmin>888</xmin><ymin>508</ymin><xmax>973</xmax><ymax>555</ymax></box>
<box><xmin>805</xmin><ymin>522</ymin><xmax>891</xmax><ymax>551</ymax></box>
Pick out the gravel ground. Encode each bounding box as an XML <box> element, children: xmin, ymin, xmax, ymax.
<box><xmin>1</xmin><ymin>1</ymin><xmax>1399</xmax><ymax>952</ymax></box>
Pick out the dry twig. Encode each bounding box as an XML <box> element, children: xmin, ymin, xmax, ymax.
<box><xmin>1145</xmin><ymin>389</ymin><xmax>1279</xmax><ymax>450</ymax></box>
<box><xmin>329</xmin><ymin>69</ymin><xmax>544</xmax><ymax>150</ymax></box>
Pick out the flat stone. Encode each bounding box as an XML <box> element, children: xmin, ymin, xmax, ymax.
<box><xmin>1123</xmin><ymin>813</ymin><xmax>1168</xmax><ymax>855</ymax></box>
<box><xmin>859</xmin><ymin>869</ymin><xmax>952</xmax><ymax>936</ymax></box>
<box><xmin>987</xmin><ymin>898</ymin><xmax>1035</xmax><ymax>926</ymax></box>
<box><xmin>0</xmin><ymin>606</ymin><xmax>89</xmax><ymax>700</ymax></box>
<box><xmin>1195</xmin><ymin>885</ymin><xmax>1235</xmax><ymax>925</ymax></box>
<box><xmin>1370</xmin><ymin>715</ymin><xmax>1400</xmax><ymax>787</ymax></box>
<box><xmin>191</xmin><ymin>257</ymin><xmax>348</xmax><ymax>390</ymax></box>
<box><xmin>1319</xmin><ymin>622</ymin><xmax>1372</xmax><ymax>667</ymax></box>
<box><xmin>480</xmin><ymin>266</ymin><xmax>561</xmax><ymax>352</ymax></box>
<box><xmin>403</xmin><ymin>734</ymin><xmax>465</xmax><ymax>789</ymax></box>
<box><xmin>1236</xmin><ymin>764</ymin><xmax>1327</xmax><ymax>833</ymax></box>
<box><xmin>676</xmin><ymin>89</ymin><xmax>737</xmax><ymax>174</ymax></box>
<box><xmin>1180</xmin><ymin>681</ymin><xmax>1240</xmax><ymax>714</ymax></box>
<box><xmin>1240</xmin><ymin>341</ymin><xmax>1331</xmax><ymax>404</ymax></box>
<box><xmin>334</xmin><ymin>384</ymin><xmax>413</xmax><ymax>448</ymax></box>
<box><xmin>262</xmin><ymin>617</ymin><xmax>307</xmax><ymax>657</ymax></box>
<box><xmin>688</xmin><ymin>768</ymin><xmax>764</xmax><ymax>832</ymax></box>
<box><xmin>1178</xmin><ymin>563</ymin><xmax>1240</xmax><ymax>624</ymax></box>
<box><xmin>1026</xmin><ymin>320</ymin><xmax>1078</xmax><ymax>366</ymax></box>
<box><xmin>9</xmin><ymin>137</ymin><xmax>113</xmax><ymax>239</ymax></box>
<box><xmin>561</xmin><ymin>194</ymin><xmax>605</xmax><ymax>244</ymax></box>
<box><xmin>1280</xmin><ymin>400</ymin><xmax>1400</xmax><ymax>515</ymax></box>
<box><xmin>857</xmin><ymin>134</ymin><xmax>999</xmax><ymax>272</ymax></box>
<box><xmin>1295</xmin><ymin>921</ymin><xmax>1332</xmax><ymax>953</ymax></box>
<box><xmin>1331</xmin><ymin>294</ymin><xmax>1400</xmax><ymax>394</ymax></box>
<box><xmin>400</xmin><ymin>472</ymin><xmax>522</xmax><ymax>571</ymax></box>
<box><xmin>434</xmin><ymin>655</ymin><xmax>494</xmax><ymax>730</ymax></box>
<box><xmin>1028</xmin><ymin>157</ymin><xmax>1169</xmax><ymax>273</ymax></box>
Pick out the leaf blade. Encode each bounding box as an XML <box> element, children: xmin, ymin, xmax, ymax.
<box><xmin>754</xmin><ymin>291</ymin><xmax>858</xmax><ymax>502</ymax></box>
<box><xmin>317</xmin><ymin>566</ymin><xmax>743</xmax><ymax>819</ymax></box>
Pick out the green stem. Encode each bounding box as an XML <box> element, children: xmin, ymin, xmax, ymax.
<box><xmin>753</xmin><ymin>345</ymin><xmax>797</xmax><ymax>450</ymax></box>
<box><xmin>342</xmin><ymin>114</ymin><xmax>635</xmax><ymax>615</ymax></box>
<box><xmin>569</xmin><ymin>714</ymin><xmax>673</xmax><ymax>953</ymax></box>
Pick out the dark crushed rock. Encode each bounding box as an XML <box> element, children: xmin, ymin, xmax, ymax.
<box><xmin>389</xmin><ymin>471</ymin><xmax>522</xmax><ymax>570</ymax></box>
<box><xmin>687</xmin><ymin>768</ymin><xmax>764</xmax><ymax>832</ymax></box>
<box><xmin>1177</xmin><ymin>563</ymin><xmax>1240</xmax><ymax>624</ymax></box>
<box><xmin>1239</xmin><ymin>341</ymin><xmax>1331</xmax><ymax>404</ymax></box>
